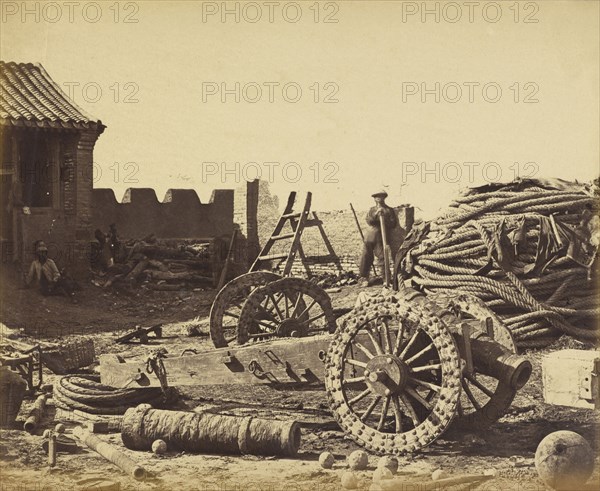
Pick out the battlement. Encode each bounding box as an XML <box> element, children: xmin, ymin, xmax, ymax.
<box><xmin>92</xmin><ymin>188</ymin><xmax>234</xmax><ymax>239</ymax></box>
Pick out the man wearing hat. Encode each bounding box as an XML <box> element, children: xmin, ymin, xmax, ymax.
<box><xmin>25</xmin><ymin>240</ymin><xmax>76</xmax><ymax>301</ymax></box>
<box><xmin>358</xmin><ymin>190</ymin><xmax>398</xmax><ymax>285</ymax></box>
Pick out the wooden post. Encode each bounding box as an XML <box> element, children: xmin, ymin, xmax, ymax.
<box><xmin>246</xmin><ymin>179</ymin><xmax>260</xmax><ymax>266</ymax></box>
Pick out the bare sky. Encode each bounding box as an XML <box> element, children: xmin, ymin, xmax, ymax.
<box><xmin>2</xmin><ymin>0</ymin><xmax>599</xmax><ymax>216</ymax></box>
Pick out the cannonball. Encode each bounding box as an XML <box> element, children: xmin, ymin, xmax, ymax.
<box><xmin>319</xmin><ymin>451</ymin><xmax>335</xmax><ymax>469</ymax></box>
<box><xmin>42</xmin><ymin>429</ymin><xmax>51</xmax><ymax>439</ymax></box>
<box><xmin>372</xmin><ymin>466</ymin><xmax>393</xmax><ymax>482</ymax></box>
<box><xmin>347</xmin><ymin>450</ymin><xmax>369</xmax><ymax>470</ymax></box>
<box><xmin>431</xmin><ymin>469</ymin><xmax>448</xmax><ymax>481</ymax></box>
<box><xmin>54</xmin><ymin>423</ymin><xmax>65</xmax><ymax>434</ymax></box>
<box><xmin>377</xmin><ymin>456</ymin><xmax>399</xmax><ymax>474</ymax></box>
<box><xmin>341</xmin><ymin>471</ymin><xmax>358</xmax><ymax>489</ymax></box>
<box><xmin>535</xmin><ymin>431</ymin><xmax>594</xmax><ymax>490</ymax></box>
<box><xmin>151</xmin><ymin>439</ymin><xmax>167</xmax><ymax>455</ymax></box>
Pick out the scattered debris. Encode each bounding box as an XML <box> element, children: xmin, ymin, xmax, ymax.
<box><xmin>73</xmin><ymin>426</ymin><xmax>147</xmax><ymax>480</ymax></box>
<box><xmin>24</xmin><ymin>393</ymin><xmax>49</xmax><ymax>433</ymax></box>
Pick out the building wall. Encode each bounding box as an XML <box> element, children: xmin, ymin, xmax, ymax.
<box><xmin>4</xmin><ymin>129</ymin><xmax>101</xmax><ymax>277</ymax></box>
<box><xmin>92</xmin><ymin>188</ymin><xmax>234</xmax><ymax>240</ymax></box>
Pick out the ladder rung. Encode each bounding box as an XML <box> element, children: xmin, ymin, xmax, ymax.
<box><xmin>258</xmin><ymin>253</ymin><xmax>289</xmax><ymax>261</ymax></box>
<box><xmin>281</xmin><ymin>212</ymin><xmax>301</xmax><ymax>219</ymax></box>
<box><xmin>271</xmin><ymin>232</ymin><xmax>295</xmax><ymax>241</ymax></box>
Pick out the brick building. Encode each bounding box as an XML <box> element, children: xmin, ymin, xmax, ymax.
<box><xmin>0</xmin><ymin>61</ymin><xmax>105</xmax><ymax>276</ymax></box>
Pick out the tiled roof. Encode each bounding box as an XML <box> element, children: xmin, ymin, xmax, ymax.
<box><xmin>0</xmin><ymin>61</ymin><xmax>105</xmax><ymax>131</ymax></box>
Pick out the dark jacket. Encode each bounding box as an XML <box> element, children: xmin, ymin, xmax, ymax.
<box><xmin>366</xmin><ymin>205</ymin><xmax>398</xmax><ymax>230</ymax></box>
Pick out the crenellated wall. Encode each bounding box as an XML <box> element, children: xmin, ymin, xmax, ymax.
<box><xmin>92</xmin><ymin>188</ymin><xmax>234</xmax><ymax>239</ymax></box>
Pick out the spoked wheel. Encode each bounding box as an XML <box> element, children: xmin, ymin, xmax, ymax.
<box><xmin>237</xmin><ymin>277</ymin><xmax>337</xmax><ymax>345</ymax></box>
<box><xmin>210</xmin><ymin>271</ymin><xmax>281</xmax><ymax>348</ymax></box>
<box><xmin>432</xmin><ymin>291</ymin><xmax>519</xmax><ymax>429</ymax></box>
<box><xmin>325</xmin><ymin>294</ymin><xmax>461</xmax><ymax>455</ymax></box>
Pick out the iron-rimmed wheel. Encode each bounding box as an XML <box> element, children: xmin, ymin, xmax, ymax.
<box><xmin>431</xmin><ymin>291</ymin><xmax>519</xmax><ymax>429</ymax></box>
<box><xmin>210</xmin><ymin>271</ymin><xmax>281</xmax><ymax>348</ymax></box>
<box><xmin>325</xmin><ymin>294</ymin><xmax>461</xmax><ymax>455</ymax></box>
<box><xmin>237</xmin><ymin>277</ymin><xmax>336</xmax><ymax>345</ymax></box>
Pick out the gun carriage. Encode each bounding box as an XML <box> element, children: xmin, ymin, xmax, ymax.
<box><xmin>100</xmin><ymin>271</ymin><xmax>532</xmax><ymax>455</ymax></box>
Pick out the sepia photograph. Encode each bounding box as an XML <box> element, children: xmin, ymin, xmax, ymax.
<box><xmin>0</xmin><ymin>1</ymin><xmax>599</xmax><ymax>490</ymax></box>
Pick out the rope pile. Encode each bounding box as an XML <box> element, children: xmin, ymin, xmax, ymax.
<box><xmin>399</xmin><ymin>179</ymin><xmax>599</xmax><ymax>349</ymax></box>
<box><xmin>53</xmin><ymin>375</ymin><xmax>164</xmax><ymax>415</ymax></box>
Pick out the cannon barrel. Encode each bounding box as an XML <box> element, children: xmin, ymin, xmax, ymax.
<box><xmin>121</xmin><ymin>404</ymin><xmax>301</xmax><ymax>457</ymax></box>
<box><xmin>401</xmin><ymin>288</ymin><xmax>531</xmax><ymax>390</ymax></box>
<box><xmin>455</xmin><ymin>332</ymin><xmax>532</xmax><ymax>390</ymax></box>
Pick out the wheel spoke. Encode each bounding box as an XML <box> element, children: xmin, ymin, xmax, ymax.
<box><xmin>291</xmin><ymin>293</ymin><xmax>304</xmax><ymax>317</ymax></box>
<box><xmin>344</xmin><ymin>358</ymin><xmax>367</xmax><ymax>369</ymax></box>
<box><xmin>399</xmin><ymin>329</ymin><xmax>421</xmax><ymax>360</ymax></box>
<box><xmin>343</xmin><ymin>376</ymin><xmax>366</xmax><ymax>384</ymax></box>
<box><xmin>462</xmin><ymin>378</ymin><xmax>482</xmax><ymax>410</ymax></box>
<box><xmin>393</xmin><ymin>320</ymin><xmax>406</xmax><ymax>356</ymax></box>
<box><xmin>360</xmin><ymin>396</ymin><xmax>381</xmax><ymax>422</ymax></box>
<box><xmin>404</xmin><ymin>343</ymin><xmax>435</xmax><ymax>365</ymax></box>
<box><xmin>466</xmin><ymin>374</ymin><xmax>496</xmax><ymax>398</ymax></box>
<box><xmin>296</xmin><ymin>297</ymin><xmax>318</xmax><ymax>319</ymax></box>
<box><xmin>353</xmin><ymin>341</ymin><xmax>375</xmax><ymax>360</ymax></box>
<box><xmin>365</xmin><ymin>326</ymin><xmax>384</xmax><ymax>356</ymax></box>
<box><xmin>391</xmin><ymin>396</ymin><xmax>403</xmax><ymax>433</ymax></box>
<box><xmin>254</xmin><ymin>319</ymin><xmax>277</xmax><ymax>331</ymax></box>
<box><xmin>410</xmin><ymin>363</ymin><xmax>441</xmax><ymax>373</ymax></box>
<box><xmin>268</xmin><ymin>294</ymin><xmax>284</xmax><ymax>321</ymax></box>
<box><xmin>410</xmin><ymin>378</ymin><xmax>441</xmax><ymax>393</ymax></box>
<box><xmin>348</xmin><ymin>388</ymin><xmax>371</xmax><ymax>406</ymax></box>
<box><xmin>224</xmin><ymin>310</ymin><xmax>240</xmax><ymax>319</ymax></box>
<box><xmin>379</xmin><ymin>317</ymin><xmax>393</xmax><ymax>354</ymax></box>
<box><xmin>377</xmin><ymin>395</ymin><xmax>391</xmax><ymax>430</ymax></box>
<box><xmin>406</xmin><ymin>387</ymin><xmax>433</xmax><ymax>411</ymax></box>
<box><xmin>295</xmin><ymin>311</ymin><xmax>326</xmax><ymax>327</ymax></box>
<box><xmin>400</xmin><ymin>394</ymin><xmax>421</xmax><ymax>426</ymax></box>
<box><xmin>256</xmin><ymin>304</ymin><xmax>278</xmax><ymax>323</ymax></box>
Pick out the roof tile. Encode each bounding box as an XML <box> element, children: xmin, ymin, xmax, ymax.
<box><xmin>0</xmin><ymin>61</ymin><xmax>105</xmax><ymax>131</ymax></box>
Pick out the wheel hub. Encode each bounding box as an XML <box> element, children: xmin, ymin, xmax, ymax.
<box><xmin>364</xmin><ymin>355</ymin><xmax>409</xmax><ymax>397</ymax></box>
<box><xmin>276</xmin><ymin>318</ymin><xmax>303</xmax><ymax>337</ymax></box>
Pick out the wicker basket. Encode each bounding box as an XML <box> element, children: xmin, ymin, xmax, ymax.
<box><xmin>0</xmin><ymin>366</ymin><xmax>27</xmax><ymax>427</ymax></box>
<box><xmin>41</xmin><ymin>338</ymin><xmax>96</xmax><ymax>375</ymax></box>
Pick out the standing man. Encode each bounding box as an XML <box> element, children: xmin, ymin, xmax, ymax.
<box><xmin>358</xmin><ymin>190</ymin><xmax>398</xmax><ymax>286</ymax></box>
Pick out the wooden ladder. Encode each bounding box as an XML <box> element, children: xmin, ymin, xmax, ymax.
<box><xmin>250</xmin><ymin>192</ymin><xmax>343</xmax><ymax>277</ymax></box>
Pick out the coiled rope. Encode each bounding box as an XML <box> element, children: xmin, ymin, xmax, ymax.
<box><xmin>398</xmin><ymin>181</ymin><xmax>599</xmax><ymax>349</ymax></box>
<box><xmin>53</xmin><ymin>374</ymin><xmax>164</xmax><ymax>415</ymax></box>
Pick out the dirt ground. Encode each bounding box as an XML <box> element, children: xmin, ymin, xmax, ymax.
<box><xmin>1</xmin><ymin>266</ymin><xmax>599</xmax><ymax>491</ymax></box>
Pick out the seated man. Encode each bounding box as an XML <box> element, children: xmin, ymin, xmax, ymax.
<box><xmin>25</xmin><ymin>241</ymin><xmax>77</xmax><ymax>302</ymax></box>
<box><xmin>358</xmin><ymin>190</ymin><xmax>398</xmax><ymax>286</ymax></box>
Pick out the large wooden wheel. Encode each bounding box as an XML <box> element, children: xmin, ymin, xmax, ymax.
<box><xmin>431</xmin><ymin>291</ymin><xmax>519</xmax><ymax>429</ymax></box>
<box><xmin>209</xmin><ymin>271</ymin><xmax>281</xmax><ymax>348</ymax></box>
<box><xmin>325</xmin><ymin>294</ymin><xmax>461</xmax><ymax>455</ymax></box>
<box><xmin>237</xmin><ymin>277</ymin><xmax>336</xmax><ymax>345</ymax></box>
